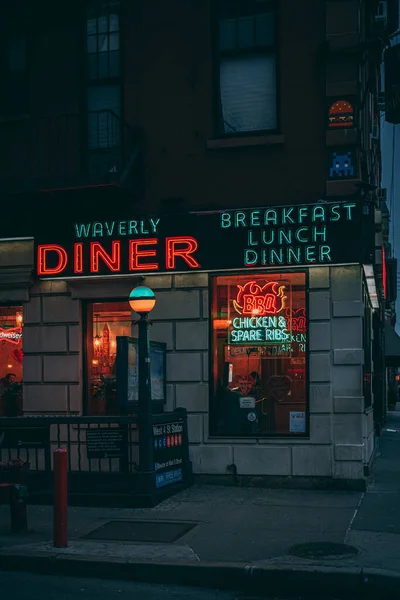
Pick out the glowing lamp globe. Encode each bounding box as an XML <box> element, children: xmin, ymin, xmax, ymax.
<box><xmin>129</xmin><ymin>286</ymin><xmax>156</xmax><ymax>315</ymax></box>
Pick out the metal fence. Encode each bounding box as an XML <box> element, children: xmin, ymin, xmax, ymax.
<box><xmin>0</xmin><ymin>110</ymin><xmax>137</xmax><ymax>184</ymax></box>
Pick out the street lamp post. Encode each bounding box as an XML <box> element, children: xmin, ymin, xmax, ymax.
<box><xmin>129</xmin><ymin>286</ymin><xmax>156</xmax><ymax>484</ymax></box>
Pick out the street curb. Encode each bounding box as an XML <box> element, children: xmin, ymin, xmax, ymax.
<box><xmin>1</xmin><ymin>551</ymin><xmax>400</xmax><ymax>598</ymax></box>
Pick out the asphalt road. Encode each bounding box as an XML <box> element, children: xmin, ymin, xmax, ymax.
<box><xmin>0</xmin><ymin>571</ymin><xmax>342</xmax><ymax>600</ymax></box>
<box><xmin>0</xmin><ymin>572</ymin><xmax>245</xmax><ymax>600</ymax></box>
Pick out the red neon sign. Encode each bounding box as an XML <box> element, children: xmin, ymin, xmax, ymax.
<box><xmin>90</xmin><ymin>241</ymin><xmax>121</xmax><ymax>272</ymax></box>
<box><xmin>233</xmin><ymin>281</ymin><xmax>287</xmax><ymax>316</ymax></box>
<box><xmin>38</xmin><ymin>245</ymin><xmax>68</xmax><ymax>276</ymax></box>
<box><xmin>129</xmin><ymin>238</ymin><xmax>159</xmax><ymax>271</ymax></box>
<box><xmin>166</xmin><ymin>237</ymin><xmax>200</xmax><ymax>270</ymax></box>
<box><xmin>285</xmin><ymin>308</ymin><xmax>306</xmax><ymax>332</ymax></box>
<box><xmin>0</xmin><ymin>326</ymin><xmax>23</xmax><ymax>345</ymax></box>
<box><xmin>37</xmin><ymin>236</ymin><xmax>200</xmax><ymax>277</ymax></box>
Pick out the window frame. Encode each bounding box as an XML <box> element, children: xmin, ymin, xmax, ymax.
<box><xmin>212</xmin><ymin>0</ymin><xmax>280</xmax><ymax>138</ymax></box>
<box><xmin>0</xmin><ymin>303</ymin><xmax>24</xmax><ymax>416</ymax></box>
<box><xmin>208</xmin><ymin>269</ymin><xmax>310</xmax><ymax>439</ymax></box>
<box><xmin>84</xmin><ymin>0</ymin><xmax>123</xmax><ymax>157</ymax></box>
<box><xmin>82</xmin><ymin>297</ymin><xmax>131</xmax><ymax>416</ymax></box>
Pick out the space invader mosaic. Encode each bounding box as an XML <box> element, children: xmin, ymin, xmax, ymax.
<box><xmin>327</xmin><ymin>148</ymin><xmax>357</xmax><ymax>179</ymax></box>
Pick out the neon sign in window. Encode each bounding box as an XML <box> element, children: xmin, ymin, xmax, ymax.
<box><xmin>211</xmin><ymin>273</ymin><xmax>307</xmax><ymax>437</ymax></box>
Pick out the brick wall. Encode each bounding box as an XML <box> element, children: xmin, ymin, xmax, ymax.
<box><xmin>23</xmin><ymin>280</ymin><xmax>81</xmax><ymax>414</ymax></box>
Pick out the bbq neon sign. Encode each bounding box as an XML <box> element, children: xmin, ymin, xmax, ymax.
<box><xmin>230</xmin><ymin>281</ymin><xmax>290</xmax><ymax>344</ymax></box>
<box><xmin>233</xmin><ymin>281</ymin><xmax>287</xmax><ymax>316</ymax></box>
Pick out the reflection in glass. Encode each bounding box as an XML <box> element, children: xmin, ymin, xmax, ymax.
<box><xmin>211</xmin><ymin>273</ymin><xmax>307</xmax><ymax>436</ymax></box>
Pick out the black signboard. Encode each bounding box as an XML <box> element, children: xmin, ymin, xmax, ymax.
<box><xmin>34</xmin><ymin>201</ymin><xmax>375</xmax><ymax>279</ymax></box>
<box><xmin>116</xmin><ymin>337</ymin><xmax>166</xmax><ymax>411</ymax></box>
<box><xmin>0</xmin><ymin>426</ymin><xmax>50</xmax><ymax>448</ymax></box>
<box><xmin>153</xmin><ymin>420</ymin><xmax>185</xmax><ymax>488</ymax></box>
<box><xmin>86</xmin><ymin>428</ymin><xmax>126</xmax><ymax>459</ymax></box>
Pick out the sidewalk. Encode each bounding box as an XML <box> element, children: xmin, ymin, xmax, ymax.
<box><xmin>1</xmin><ymin>408</ymin><xmax>400</xmax><ymax>597</ymax></box>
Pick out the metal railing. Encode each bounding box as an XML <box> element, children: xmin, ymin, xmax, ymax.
<box><xmin>0</xmin><ymin>416</ymin><xmax>139</xmax><ymax>476</ymax></box>
<box><xmin>0</xmin><ymin>110</ymin><xmax>139</xmax><ymax>185</ymax></box>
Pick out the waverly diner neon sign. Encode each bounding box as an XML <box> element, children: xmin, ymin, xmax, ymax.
<box><xmin>38</xmin><ymin>237</ymin><xmax>200</xmax><ymax>276</ymax></box>
<box><xmin>35</xmin><ymin>202</ymin><xmax>368</xmax><ymax>278</ymax></box>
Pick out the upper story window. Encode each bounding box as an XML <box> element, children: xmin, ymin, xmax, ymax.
<box><xmin>86</xmin><ymin>0</ymin><xmax>120</xmax><ymax>80</ymax></box>
<box><xmin>216</xmin><ymin>0</ymin><xmax>277</xmax><ymax>136</ymax></box>
<box><xmin>0</xmin><ymin>33</ymin><xmax>28</xmax><ymax>116</ymax></box>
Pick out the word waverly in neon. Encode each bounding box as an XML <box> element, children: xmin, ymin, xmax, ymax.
<box><xmin>74</xmin><ymin>218</ymin><xmax>160</xmax><ymax>238</ymax></box>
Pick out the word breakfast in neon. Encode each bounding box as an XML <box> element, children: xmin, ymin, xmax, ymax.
<box><xmin>220</xmin><ymin>203</ymin><xmax>357</xmax><ymax>267</ymax></box>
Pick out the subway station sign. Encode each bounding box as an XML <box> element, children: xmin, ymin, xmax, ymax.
<box><xmin>36</xmin><ymin>201</ymin><xmax>374</xmax><ymax>278</ymax></box>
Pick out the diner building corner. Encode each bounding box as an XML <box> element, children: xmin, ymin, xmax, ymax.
<box><xmin>0</xmin><ymin>207</ymin><xmax>380</xmax><ymax>490</ymax></box>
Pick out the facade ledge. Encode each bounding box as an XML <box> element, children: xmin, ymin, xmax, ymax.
<box><xmin>206</xmin><ymin>134</ymin><xmax>284</xmax><ymax>150</ymax></box>
<box><xmin>326</xmin><ymin>179</ymin><xmax>361</xmax><ymax>197</ymax></box>
<box><xmin>326</xmin><ymin>128</ymin><xmax>358</xmax><ymax>146</ymax></box>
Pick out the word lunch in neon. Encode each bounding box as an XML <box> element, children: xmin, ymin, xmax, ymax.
<box><xmin>220</xmin><ymin>203</ymin><xmax>357</xmax><ymax>267</ymax></box>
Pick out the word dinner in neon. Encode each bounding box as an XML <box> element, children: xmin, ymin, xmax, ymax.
<box><xmin>37</xmin><ymin>237</ymin><xmax>200</xmax><ymax>276</ymax></box>
<box><xmin>220</xmin><ymin>203</ymin><xmax>356</xmax><ymax>267</ymax></box>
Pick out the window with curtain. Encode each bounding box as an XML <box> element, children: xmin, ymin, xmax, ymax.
<box><xmin>216</xmin><ymin>0</ymin><xmax>277</xmax><ymax>135</ymax></box>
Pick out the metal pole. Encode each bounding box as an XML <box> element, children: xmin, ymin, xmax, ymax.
<box><xmin>137</xmin><ymin>315</ymin><xmax>153</xmax><ymax>479</ymax></box>
<box><xmin>54</xmin><ymin>448</ymin><xmax>68</xmax><ymax>548</ymax></box>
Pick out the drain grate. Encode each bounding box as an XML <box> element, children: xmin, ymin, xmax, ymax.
<box><xmin>286</xmin><ymin>542</ymin><xmax>359</xmax><ymax>559</ymax></box>
<box><xmin>84</xmin><ymin>520</ymin><xmax>197</xmax><ymax>543</ymax></box>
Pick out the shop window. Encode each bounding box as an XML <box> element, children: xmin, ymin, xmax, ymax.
<box><xmin>86</xmin><ymin>301</ymin><xmax>130</xmax><ymax>415</ymax></box>
<box><xmin>210</xmin><ymin>273</ymin><xmax>307</xmax><ymax>436</ymax></box>
<box><xmin>0</xmin><ymin>306</ymin><xmax>23</xmax><ymax>417</ymax></box>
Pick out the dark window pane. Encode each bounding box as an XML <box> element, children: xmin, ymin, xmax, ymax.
<box><xmin>219</xmin><ymin>54</ymin><xmax>277</xmax><ymax>133</ymax></box>
<box><xmin>98</xmin><ymin>52</ymin><xmax>109</xmax><ymax>78</ymax></box>
<box><xmin>238</xmin><ymin>16</ymin><xmax>254</xmax><ymax>49</ymax></box>
<box><xmin>98</xmin><ymin>34</ymin><xmax>109</xmax><ymax>52</ymax></box>
<box><xmin>87</xmin><ymin>18</ymin><xmax>97</xmax><ymax>34</ymax></box>
<box><xmin>88</xmin><ymin>84</ymin><xmax>120</xmax><ymax>148</ymax></box>
<box><xmin>109</xmin><ymin>50</ymin><xmax>120</xmax><ymax>77</ymax></box>
<box><xmin>255</xmin><ymin>13</ymin><xmax>274</xmax><ymax>45</ymax></box>
<box><xmin>109</xmin><ymin>32</ymin><xmax>119</xmax><ymax>51</ymax></box>
<box><xmin>109</xmin><ymin>13</ymin><xmax>119</xmax><ymax>32</ymax></box>
<box><xmin>98</xmin><ymin>15</ymin><xmax>108</xmax><ymax>33</ymax></box>
<box><xmin>219</xmin><ymin>19</ymin><xmax>237</xmax><ymax>51</ymax></box>
<box><xmin>87</xmin><ymin>35</ymin><xmax>97</xmax><ymax>54</ymax></box>
<box><xmin>87</xmin><ymin>54</ymin><xmax>98</xmax><ymax>79</ymax></box>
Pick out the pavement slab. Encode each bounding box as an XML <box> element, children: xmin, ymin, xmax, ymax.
<box><xmin>1</xmin><ymin>408</ymin><xmax>400</xmax><ymax>598</ymax></box>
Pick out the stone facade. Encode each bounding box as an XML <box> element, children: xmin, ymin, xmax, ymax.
<box><xmin>0</xmin><ymin>249</ymin><xmax>373</xmax><ymax>487</ymax></box>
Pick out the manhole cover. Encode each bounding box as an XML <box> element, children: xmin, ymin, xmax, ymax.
<box><xmin>84</xmin><ymin>520</ymin><xmax>197</xmax><ymax>543</ymax></box>
<box><xmin>286</xmin><ymin>542</ymin><xmax>359</xmax><ymax>559</ymax></box>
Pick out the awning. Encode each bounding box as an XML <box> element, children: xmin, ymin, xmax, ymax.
<box><xmin>385</xmin><ymin>322</ymin><xmax>400</xmax><ymax>367</ymax></box>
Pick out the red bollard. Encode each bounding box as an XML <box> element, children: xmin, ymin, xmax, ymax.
<box><xmin>54</xmin><ymin>448</ymin><xmax>68</xmax><ymax>548</ymax></box>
